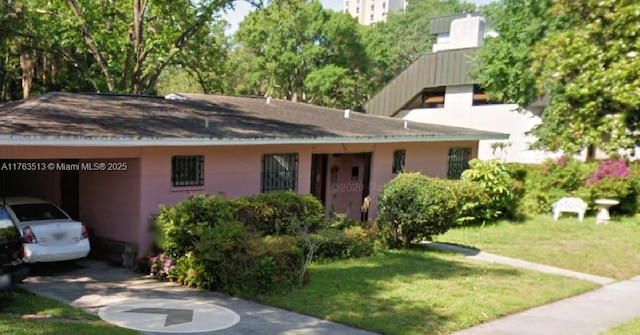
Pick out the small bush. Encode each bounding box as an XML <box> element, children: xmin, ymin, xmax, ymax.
<box><xmin>312</xmin><ymin>226</ymin><xmax>377</xmax><ymax>261</ymax></box>
<box><xmin>581</xmin><ymin>159</ymin><xmax>638</xmax><ymax>216</ymax></box>
<box><xmin>447</xmin><ymin>180</ymin><xmax>494</xmax><ymax>226</ymax></box>
<box><xmin>377</xmin><ymin>173</ymin><xmax>458</xmax><ymax>248</ymax></box>
<box><xmin>150</xmin><ymin>253</ymin><xmax>174</xmax><ymax>280</ymax></box>
<box><xmin>461</xmin><ymin>159</ymin><xmax>521</xmax><ymax>220</ymax></box>
<box><xmin>232</xmin><ymin>191</ymin><xmax>325</xmax><ymax>235</ymax></box>
<box><xmin>584</xmin><ymin>177</ymin><xmax>638</xmax><ymax>215</ymax></box>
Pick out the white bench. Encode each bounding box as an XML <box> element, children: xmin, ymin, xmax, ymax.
<box><xmin>552</xmin><ymin>197</ymin><xmax>588</xmax><ymax>221</ymax></box>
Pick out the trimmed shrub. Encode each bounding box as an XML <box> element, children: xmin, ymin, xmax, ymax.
<box><xmin>231</xmin><ymin>191</ymin><xmax>325</xmax><ymax>235</ymax></box>
<box><xmin>377</xmin><ymin>173</ymin><xmax>458</xmax><ymax>248</ymax></box>
<box><xmin>154</xmin><ymin>195</ymin><xmax>236</xmax><ymax>257</ymax></box>
<box><xmin>461</xmin><ymin>159</ymin><xmax>522</xmax><ymax>220</ymax></box>
<box><xmin>447</xmin><ymin>179</ymin><xmax>494</xmax><ymax>226</ymax></box>
<box><xmin>167</xmin><ymin>221</ymin><xmax>304</xmax><ymax>295</ymax></box>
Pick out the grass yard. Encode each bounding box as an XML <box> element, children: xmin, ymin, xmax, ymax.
<box><xmin>601</xmin><ymin>317</ymin><xmax>640</xmax><ymax>335</ymax></box>
<box><xmin>256</xmin><ymin>246</ymin><xmax>597</xmax><ymax>335</ymax></box>
<box><xmin>0</xmin><ymin>289</ymin><xmax>138</xmax><ymax>335</ymax></box>
<box><xmin>436</xmin><ymin>215</ymin><xmax>640</xmax><ymax>280</ymax></box>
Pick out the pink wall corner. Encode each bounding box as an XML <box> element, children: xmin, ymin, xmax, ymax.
<box><xmin>79</xmin><ymin>158</ymin><xmax>141</xmax><ymax>244</ymax></box>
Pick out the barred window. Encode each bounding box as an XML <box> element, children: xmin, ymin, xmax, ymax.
<box><xmin>447</xmin><ymin>148</ymin><xmax>472</xmax><ymax>179</ymax></box>
<box><xmin>172</xmin><ymin>156</ymin><xmax>204</xmax><ymax>187</ymax></box>
<box><xmin>392</xmin><ymin>149</ymin><xmax>405</xmax><ymax>173</ymax></box>
<box><xmin>261</xmin><ymin>154</ymin><xmax>298</xmax><ymax>193</ymax></box>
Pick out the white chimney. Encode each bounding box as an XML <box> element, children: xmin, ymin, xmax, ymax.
<box><xmin>344</xmin><ymin>109</ymin><xmax>351</xmax><ymax>118</ymax></box>
<box><xmin>433</xmin><ymin>15</ymin><xmax>486</xmax><ymax>52</ymax></box>
<box><xmin>403</xmin><ymin>121</ymin><xmax>408</xmax><ymax>129</ymax></box>
<box><xmin>449</xmin><ymin>16</ymin><xmax>486</xmax><ymax>49</ymax></box>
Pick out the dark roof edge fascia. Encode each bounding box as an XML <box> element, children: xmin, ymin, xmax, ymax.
<box><xmin>0</xmin><ymin>133</ymin><xmax>509</xmax><ymax>146</ymax></box>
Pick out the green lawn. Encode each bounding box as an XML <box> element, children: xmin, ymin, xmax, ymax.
<box><xmin>601</xmin><ymin>317</ymin><xmax>640</xmax><ymax>335</ymax></box>
<box><xmin>435</xmin><ymin>215</ymin><xmax>640</xmax><ymax>280</ymax></box>
<box><xmin>0</xmin><ymin>289</ymin><xmax>139</xmax><ymax>335</ymax></box>
<box><xmin>256</xmin><ymin>247</ymin><xmax>597</xmax><ymax>335</ymax></box>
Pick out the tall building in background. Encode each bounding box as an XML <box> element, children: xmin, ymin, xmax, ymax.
<box><xmin>344</xmin><ymin>0</ymin><xmax>407</xmax><ymax>25</ymax></box>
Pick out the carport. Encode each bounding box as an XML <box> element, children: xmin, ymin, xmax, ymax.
<box><xmin>0</xmin><ymin>148</ymin><xmax>142</xmax><ymax>251</ymax></box>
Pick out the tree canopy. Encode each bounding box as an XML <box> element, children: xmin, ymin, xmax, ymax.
<box><xmin>474</xmin><ymin>0</ymin><xmax>640</xmax><ymax>155</ymax></box>
<box><xmin>233</xmin><ymin>0</ymin><xmax>368</xmax><ymax>109</ymax></box>
<box><xmin>1</xmin><ymin>0</ymin><xmax>235</xmax><ymax>100</ymax></box>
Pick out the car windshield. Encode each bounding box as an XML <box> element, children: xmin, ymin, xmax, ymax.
<box><xmin>10</xmin><ymin>203</ymin><xmax>69</xmax><ymax>222</ymax></box>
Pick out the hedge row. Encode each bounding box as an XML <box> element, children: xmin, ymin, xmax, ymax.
<box><xmin>151</xmin><ymin>191</ymin><xmax>375</xmax><ymax>295</ymax></box>
<box><xmin>505</xmin><ymin>157</ymin><xmax>640</xmax><ymax>216</ymax></box>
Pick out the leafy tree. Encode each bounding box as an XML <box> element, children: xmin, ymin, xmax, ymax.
<box><xmin>471</xmin><ymin>0</ymin><xmax>558</xmax><ymax>106</ymax></box>
<box><xmin>2</xmin><ymin>0</ymin><xmax>239</xmax><ymax>99</ymax></box>
<box><xmin>1</xmin><ymin>0</ymin><xmax>97</xmax><ymax>101</ymax></box>
<box><xmin>234</xmin><ymin>0</ymin><xmax>368</xmax><ymax>108</ymax></box>
<box><xmin>531</xmin><ymin>0</ymin><xmax>640</xmax><ymax>155</ymax></box>
<box><xmin>473</xmin><ymin>0</ymin><xmax>640</xmax><ymax>156</ymax></box>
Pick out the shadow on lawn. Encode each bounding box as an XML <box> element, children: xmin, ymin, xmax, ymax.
<box><xmin>263</xmin><ymin>246</ymin><xmax>523</xmax><ymax>335</ymax></box>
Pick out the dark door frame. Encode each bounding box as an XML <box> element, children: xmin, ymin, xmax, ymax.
<box><xmin>310</xmin><ymin>154</ymin><xmax>328</xmax><ymax>207</ymax></box>
<box><xmin>360</xmin><ymin>152</ymin><xmax>372</xmax><ymax>222</ymax></box>
<box><xmin>60</xmin><ymin>159</ymin><xmax>80</xmax><ymax>220</ymax></box>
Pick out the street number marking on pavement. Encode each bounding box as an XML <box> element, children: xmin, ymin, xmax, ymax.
<box><xmin>98</xmin><ymin>298</ymin><xmax>240</xmax><ymax>333</ymax></box>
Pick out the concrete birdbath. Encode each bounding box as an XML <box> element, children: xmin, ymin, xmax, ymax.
<box><xmin>594</xmin><ymin>199</ymin><xmax>619</xmax><ymax>224</ymax></box>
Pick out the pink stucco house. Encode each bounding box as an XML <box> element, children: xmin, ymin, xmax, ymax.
<box><xmin>0</xmin><ymin>92</ymin><xmax>507</xmax><ymax>254</ymax></box>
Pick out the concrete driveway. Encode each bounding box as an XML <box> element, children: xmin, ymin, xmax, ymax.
<box><xmin>22</xmin><ymin>259</ymin><xmax>377</xmax><ymax>335</ymax></box>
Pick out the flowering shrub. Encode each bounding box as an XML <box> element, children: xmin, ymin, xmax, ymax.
<box><xmin>586</xmin><ymin>158</ymin><xmax>630</xmax><ymax>184</ymax></box>
<box><xmin>150</xmin><ymin>253</ymin><xmax>174</xmax><ymax>280</ymax></box>
<box><xmin>583</xmin><ymin>158</ymin><xmax>637</xmax><ymax>215</ymax></box>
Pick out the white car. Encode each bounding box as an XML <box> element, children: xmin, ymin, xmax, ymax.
<box><xmin>1</xmin><ymin>197</ymin><xmax>90</xmax><ymax>263</ymax></box>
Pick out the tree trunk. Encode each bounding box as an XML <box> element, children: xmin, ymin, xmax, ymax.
<box><xmin>131</xmin><ymin>0</ymin><xmax>146</xmax><ymax>94</ymax></box>
<box><xmin>586</xmin><ymin>144</ymin><xmax>597</xmax><ymax>162</ymax></box>
<box><xmin>20</xmin><ymin>52</ymin><xmax>34</xmax><ymax>99</ymax></box>
<box><xmin>66</xmin><ymin>0</ymin><xmax>116</xmax><ymax>91</ymax></box>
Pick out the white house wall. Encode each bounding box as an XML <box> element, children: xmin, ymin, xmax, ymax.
<box><xmin>396</xmin><ymin>85</ymin><xmax>558</xmax><ymax>163</ymax></box>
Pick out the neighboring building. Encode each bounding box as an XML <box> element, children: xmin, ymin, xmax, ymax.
<box><xmin>363</xmin><ymin>13</ymin><xmax>557</xmax><ymax>163</ymax></box>
<box><xmin>0</xmin><ymin>92</ymin><xmax>506</xmax><ymax>253</ymax></box>
<box><xmin>344</xmin><ymin>0</ymin><xmax>407</xmax><ymax>25</ymax></box>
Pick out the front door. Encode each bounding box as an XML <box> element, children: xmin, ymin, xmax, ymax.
<box><xmin>310</xmin><ymin>154</ymin><xmax>327</xmax><ymax>206</ymax></box>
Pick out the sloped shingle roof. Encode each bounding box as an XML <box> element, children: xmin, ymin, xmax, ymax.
<box><xmin>0</xmin><ymin>92</ymin><xmax>507</xmax><ymax>145</ymax></box>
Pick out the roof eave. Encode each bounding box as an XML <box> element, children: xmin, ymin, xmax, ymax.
<box><xmin>0</xmin><ymin>133</ymin><xmax>509</xmax><ymax>146</ymax></box>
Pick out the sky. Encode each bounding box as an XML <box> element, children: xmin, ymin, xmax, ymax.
<box><xmin>221</xmin><ymin>0</ymin><xmax>496</xmax><ymax>35</ymax></box>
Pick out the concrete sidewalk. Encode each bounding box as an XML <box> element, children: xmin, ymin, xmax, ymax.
<box><xmin>22</xmin><ymin>260</ymin><xmax>376</xmax><ymax>335</ymax></box>
<box><xmin>426</xmin><ymin>242</ymin><xmax>640</xmax><ymax>335</ymax></box>
<box><xmin>453</xmin><ymin>276</ymin><xmax>640</xmax><ymax>335</ymax></box>
<box><xmin>425</xmin><ymin>242</ymin><xmax>616</xmax><ymax>285</ymax></box>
